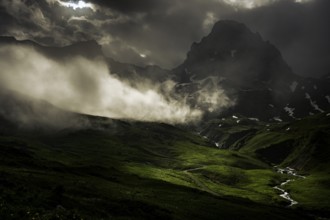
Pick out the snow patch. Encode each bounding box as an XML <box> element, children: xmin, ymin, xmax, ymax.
<box><xmin>325</xmin><ymin>95</ymin><xmax>330</xmax><ymax>104</ymax></box>
<box><xmin>290</xmin><ymin>81</ymin><xmax>298</xmax><ymax>92</ymax></box>
<box><xmin>284</xmin><ymin>106</ymin><xmax>295</xmax><ymax>118</ymax></box>
<box><xmin>218</xmin><ymin>124</ymin><xmax>222</xmax><ymax>127</ymax></box>
<box><xmin>273</xmin><ymin>117</ymin><xmax>282</xmax><ymax>122</ymax></box>
<box><xmin>249</xmin><ymin>118</ymin><xmax>259</xmax><ymax>122</ymax></box>
<box><xmin>232</xmin><ymin>115</ymin><xmax>238</xmax><ymax>119</ymax></box>
<box><xmin>305</xmin><ymin>93</ymin><xmax>324</xmax><ymax>113</ymax></box>
<box><xmin>236</xmin><ymin>120</ymin><xmax>240</xmax><ymax>124</ymax></box>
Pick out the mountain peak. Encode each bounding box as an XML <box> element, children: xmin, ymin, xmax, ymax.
<box><xmin>210</xmin><ymin>20</ymin><xmax>255</xmax><ymax>37</ymax></box>
<box><xmin>208</xmin><ymin>20</ymin><xmax>264</xmax><ymax>48</ymax></box>
<box><xmin>172</xmin><ymin>20</ymin><xmax>302</xmax><ymax>120</ymax></box>
<box><xmin>186</xmin><ymin>20</ymin><xmax>273</xmax><ymax>65</ymax></box>
<box><xmin>175</xmin><ymin>20</ymin><xmax>294</xmax><ymax>84</ymax></box>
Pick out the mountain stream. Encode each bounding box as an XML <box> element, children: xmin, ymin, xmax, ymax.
<box><xmin>274</xmin><ymin>166</ymin><xmax>306</xmax><ymax>206</ymax></box>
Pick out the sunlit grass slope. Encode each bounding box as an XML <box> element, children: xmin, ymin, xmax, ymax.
<box><xmin>0</xmin><ymin>117</ymin><xmax>308</xmax><ymax>219</ymax></box>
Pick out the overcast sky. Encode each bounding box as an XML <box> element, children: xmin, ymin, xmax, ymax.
<box><xmin>0</xmin><ymin>0</ymin><xmax>329</xmax><ymax>77</ymax></box>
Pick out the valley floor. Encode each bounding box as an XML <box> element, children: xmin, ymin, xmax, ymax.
<box><xmin>1</xmin><ymin>118</ymin><xmax>328</xmax><ymax>219</ymax></box>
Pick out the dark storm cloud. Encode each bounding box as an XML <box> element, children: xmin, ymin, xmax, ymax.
<box><xmin>0</xmin><ymin>0</ymin><xmax>109</xmax><ymax>45</ymax></box>
<box><xmin>89</xmin><ymin>0</ymin><xmax>157</xmax><ymax>13</ymax></box>
<box><xmin>227</xmin><ymin>0</ymin><xmax>330</xmax><ymax>77</ymax></box>
<box><xmin>0</xmin><ymin>6</ymin><xmax>14</xmax><ymax>32</ymax></box>
<box><xmin>0</xmin><ymin>44</ymin><xmax>234</xmax><ymax>124</ymax></box>
<box><xmin>0</xmin><ymin>0</ymin><xmax>329</xmax><ymax>77</ymax></box>
<box><xmin>100</xmin><ymin>0</ymin><xmax>235</xmax><ymax>67</ymax></box>
<box><xmin>100</xmin><ymin>0</ymin><xmax>329</xmax><ymax>77</ymax></box>
<box><xmin>0</xmin><ymin>0</ymin><xmax>236</xmax><ymax>67</ymax></box>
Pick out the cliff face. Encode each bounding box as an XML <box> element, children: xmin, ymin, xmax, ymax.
<box><xmin>172</xmin><ymin>20</ymin><xmax>329</xmax><ymax>121</ymax></box>
<box><xmin>174</xmin><ymin>20</ymin><xmax>295</xmax><ymax>83</ymax></box>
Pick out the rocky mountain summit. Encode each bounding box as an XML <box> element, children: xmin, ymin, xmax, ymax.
<box><xmin>173</xmin><ymin>20</ymin><xmax>330</xmax><ymax>121</ymax></box>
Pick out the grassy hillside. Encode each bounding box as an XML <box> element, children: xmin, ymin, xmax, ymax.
<box><xmin>200</xmin><ymin>112</ymin><xmax>330</xmax><ymax>216</ymax></box>
<box><xmin>0</xmin><ymin>116</ymin><xmax>311</xmax><ymax>219</ymax></box>
<box><xmin>237</xmin><ymin>113</ymin><xmax>330</xmax><ymax>169</ymax></box>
